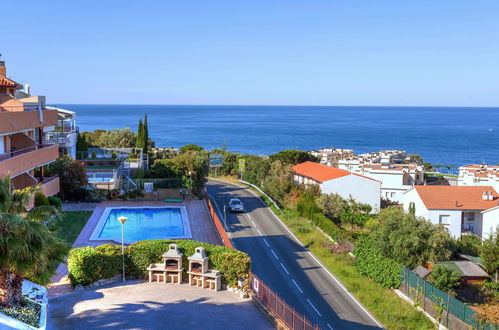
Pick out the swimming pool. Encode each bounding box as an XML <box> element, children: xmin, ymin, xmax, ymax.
<box><xmin>89</xmin><ymin>206</ymin><xmax>191</xmax><ymax>244</ymax></box>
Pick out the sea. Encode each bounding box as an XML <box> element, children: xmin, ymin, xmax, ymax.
<box><xmin>55</xmin><ymin>104</ymin><xmax>499</xmax><ymax>168</ymax></box>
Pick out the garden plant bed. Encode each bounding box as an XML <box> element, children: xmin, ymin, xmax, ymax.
<box><xmin>0</xmin><ymin>297</ymin><xmax>41</xmax><ymax>328</ymax></box>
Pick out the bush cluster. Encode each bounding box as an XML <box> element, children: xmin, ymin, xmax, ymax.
<box><xmin>354</xmin><ymin>235</ymin><xmax>402</xmax><ymax>288</ymax></box>
<box><xmin>34</xmin><ymin>192</ymin><xmax>49</xmax><ymax>207</ymax></box>
<box><xmin>68</xmin><ymin>239</ymin><xmax>251</xmax><ymax>286</ymax></box>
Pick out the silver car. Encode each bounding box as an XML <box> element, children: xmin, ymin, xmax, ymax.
<box><xmin>228</xmin><ymin>198</ymin><xmax>244</xmax><ymax>213</ymax></box>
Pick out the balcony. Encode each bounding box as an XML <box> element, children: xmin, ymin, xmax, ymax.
<box><xmin>0</xmin><ymin>144</ymin><xmax>59</xmax><ymax>177</ymax></box>
<box><xmin>39</xmin><ymin>176</ymin><xmax>60</xmax><ymax>197</ymax></box>
<box><xmin>0</xmin><ymin>109</ymin><xmax>58</xmax><ymax>134</ymax></box>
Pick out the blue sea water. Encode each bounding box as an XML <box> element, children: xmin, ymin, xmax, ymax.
<box><xmin>57</xmin><ymin>104</ymin><xmax>499</xmax><ymax>167</ymax></box>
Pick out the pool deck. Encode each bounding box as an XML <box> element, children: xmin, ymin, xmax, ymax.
<box><xmin>49</xmin><ymin>198</ymin><xmax>222</xmax><ymax>297</ymax></box>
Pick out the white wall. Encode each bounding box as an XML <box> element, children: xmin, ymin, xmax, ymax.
<box><xmin>321</xmin><ymin>174</ymin><xmax>381</xmax><ymax>213</ymax></box>
<box><xmin>427</xmin><ymin>210</ymin><xmax>462</xmax><ymax>238</ymax></box>
<box><xmin>482</xmin><ymin>207</ymin><xmax>499</xmax><ymax>239</ymax></box>
<box><xmin>404</xmin><ymin>188</ymin><xmax>462</xmax><ymax>238</ymax></box>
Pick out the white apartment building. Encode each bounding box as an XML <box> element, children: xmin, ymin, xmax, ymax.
<box><xmin>292</xmin><ymin>161</ymin><xmax>381</xmax><ymax>212</ymax></box>
<box><xmin>338</xmin><ymin>152</ymin><xmax>424</xmax><ymax>203</ymax></box>
<box><xmin>45</xmin><ymin>107</ymin><xmax>78</xmax><ymax>159</ymax></box>
<box><xmin>310</xmin><ymin>148</ymin><xmax>354</xmax><ymax>167</ymax></box>
<box><xmin>457</xmin><ymin>164</ymin><xmax>499</xmax><ymax>192</ymax></box>
<box><xmin>403</xmin><ymin>185</ymin><xmax>499</xmax><ymax>239</ymax></box>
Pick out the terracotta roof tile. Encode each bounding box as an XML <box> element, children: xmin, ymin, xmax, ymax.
<box><xmin>0</xmin><ymin>77</ymin><xmax>22</xmax><ymax>88</ymax></box>
<box><xmin>292</xmin><ymin>161</ymin><xmax>381</xmax><ymax>183</ymax></box>
<box><xmin>414</xmin><ymin>185</ymin><xmax>499</xmax><ymax>210</ymax></box>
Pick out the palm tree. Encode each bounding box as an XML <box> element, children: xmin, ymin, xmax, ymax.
<box><xmin>0</xmin><ymin>176</ymin><xmax>66</xmax><ymax>307</ymax></box>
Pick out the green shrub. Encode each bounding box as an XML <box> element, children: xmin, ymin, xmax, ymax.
<box><xmin>68</xmin><ymin>240</ymin><xmax>250</xmax><ymax>286</ymax></box>
<box><xmin>34</xmin><ymin>192</ymin><xmax>49</xmax><ymax>207</ymax></box>
<box><xmin>91</xmin><ymin>151</ymin><xmax>97</xmax><ymax>158</ymax></box>
<box><xmin>48</xmin><ymin>196</ymin><xmax>62</xmax><ymax>209</ymax></box>
<box><xmin>354</xmin><ymin>235</ymin><xmax>402</xmax><ymax>288</ymax></box>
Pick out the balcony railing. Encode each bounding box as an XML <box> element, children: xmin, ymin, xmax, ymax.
<box><xmin>0</xmin><ymin>105</ymin><xmax>47</xmax><ymax>112</ymax></box>
<box><xmin>0</xmin><ymin>144</ymin><xmax>56</xmax><ymax>161</ymax></box>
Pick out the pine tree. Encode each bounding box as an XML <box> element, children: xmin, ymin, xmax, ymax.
<box><xmin>136</xmin><ymin>118</ymin><xmax>144</xmax><ymax>149</ymax></box>
<box><xmin>142</xmin><ymin>114</ymin><xmax>149</xmax><ymax>153</ymax></box>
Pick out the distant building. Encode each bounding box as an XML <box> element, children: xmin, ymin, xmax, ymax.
<box><xmin>0</xmin><ymin>61</ymin><xmax>59</xmax><ymax>196</ymax></box>
<box><xmin>339</xmin><ymin>151</ymin><xmax>424</xmax><ymax>203</ymax></box>
<box><xmin>309</xmin><ymin>148</ymin><xmax>354</xmax><ymax>167</ymax></box>
<box><xmin>44</xmin><ymin>107</ymin><xmax>78</xmax><ymax>159</ymax></box>
<box><xmin>292</xmin><ymin>161</ymin><xmax>381</xmax><ymax>212</ymax></box>
<box><xmin>403</xmin><ymin>185</ymin><xmax>499</xmax><ymax>238</ymax></box>
<box><xmin>457</xmin><ymin>164</ymin><xmax>499</xmax><ymax>191</ymax></box>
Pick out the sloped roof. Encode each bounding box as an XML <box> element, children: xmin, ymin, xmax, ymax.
<box><xmin>436</xmin><ymin>261</ymin><xmax>489</xmax><ymax>278</ymax></box>
<box><xmin>0</xmin><ymin>76</ymin><xmax>23</xmax><ymax>89</ymax></box>
<box><xmin>414</xmin><ymin>185</ymin><xmax>499</xmax><ymax>210</ymax></box>
<box><xmin>413</xmin><ymin>265</ymin><xmax>431</xmax><ymax>279</ymax></box>
<box><xmin>292</xmin><ymin>161</ymin><xmax>381</xmax><ymax>183</ymax></box>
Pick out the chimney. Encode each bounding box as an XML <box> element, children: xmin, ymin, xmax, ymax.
<box><xmin>24</xmin><ymin>84</ymin><xmax>30</xmax><ymax>95</ymax></box>
<box><xmin>0</xmin><ymin>61</ymin><xmax>5</xmax><ymax>78</ymax></box>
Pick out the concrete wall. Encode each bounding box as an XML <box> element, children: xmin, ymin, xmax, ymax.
<box><xmin>321</xmin><ymin>174</ymin><xmax>381</xmax><ymax>212</ymax></box>
<box><xmin>403</xmin><ymin>188</ymin><xmax>462</xmax><ymax>237</ymax></box>
<box><xmin>40</xmin><ymin>177</ymin><xmax>60</xmax><ymax>197</ymax></box>
<box><xmin>482</xmin><ymin>207</ymin><xmax>499</xmax><ymax>239</ymax></box>
<box><xmin>0</xmin><ymin>110</ymin><xmax>58</xmax><ymax>134</ymax></box>
<box><xmin>427</xmin><ymin>210</ymin><xmax>462</xmax><ymax>238</ymax></box>
<box><xmin>0</xmin><ymin>144</ymin><xmax>59</xmax><ymax>177</ymax></box>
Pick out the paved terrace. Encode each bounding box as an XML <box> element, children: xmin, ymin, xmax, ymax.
<box><xmin>49</xmin><ymin>199</ymin><xmax>222</xmax><ymax>297</ymax></box>
<box><xmin>48</xmin><ymin>280</ymin><xmax>272</xmax><ymax>330</ymax></box>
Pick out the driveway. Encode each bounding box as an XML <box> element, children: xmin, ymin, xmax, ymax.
<box><xmin>48</xmin><ymin>280</ymin><xmax>272</xmax><ymax>330</ymax></box>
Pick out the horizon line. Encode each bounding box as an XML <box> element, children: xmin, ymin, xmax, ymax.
<box><xmin>49</xmin><ymin>103</ymin><xmax>499</xmax><ymax>109</ymax></box>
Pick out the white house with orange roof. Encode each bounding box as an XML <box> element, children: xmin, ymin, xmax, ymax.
<box><xmin>403</xmin><ymin>185</ymin><xmax>499</xmax><ymax>239</ymax></box>
<box><xmin>457</xmin><ymin>164</ymin><xmax>499</xmax><ymax>192</ymax></box>
<box><xmin>292</xmin><ymin>161</ymin><xmax>381</xmax><ymax>212</ymax></box>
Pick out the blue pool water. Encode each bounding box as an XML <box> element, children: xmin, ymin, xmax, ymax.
<box><xmin>97</xmin><ymin>208</ymin><xmax>186</xmax><ymax>243</ymax></box>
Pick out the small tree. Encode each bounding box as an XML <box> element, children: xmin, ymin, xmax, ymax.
<box><xmin>179</xmin><ymin>144</ymin><xmax>204</xmax><ymax>154</ymax></box>
<box><xmin>480</xmin><ymin>228</ymin><xmax>499</xmax><ymax>281</ymax></box>
<box><xmin>316</xmin><ymin>193</ymin><xmax>346</xmax><ymax>220</ymax></box>
<box><xmin>49</xmin><ymin>157</ymin><xmax>88</xmax><ymax>201</ymax></box>
<box><xmin>269</xmin><ymin>149</ymin><xmax>319</xmax><ymax>166</ymax></box>
<box><xmin>429</xmin><ymin>265</ymin><xmax>460</xmax><ymax>293</ymax></box>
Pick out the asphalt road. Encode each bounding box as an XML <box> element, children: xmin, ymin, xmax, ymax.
<box><xmin>207</xmin><ymin>179</ymin><xmax>383</xmax><ymax>330</ymax></box>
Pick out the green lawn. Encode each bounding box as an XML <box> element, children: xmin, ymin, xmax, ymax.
<box><xmin>246</xmin><ymin>185</ymin><xmax>434</xmax><ymax>330</ymax></box>
<box><xmin>56</xmin><ymin>211</ymin><xmax>93</xmax><ymax>247</ymax></box>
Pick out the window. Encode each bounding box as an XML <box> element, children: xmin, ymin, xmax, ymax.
<box><xmin>391</xmin><ymin>192</ymin><xmax>395</xmax><ymax>198</ymax></box>
<box><xmin>439</xmin><ymin>215</ymin><xmax>450</xmax><ymax>225</ymax></box>
<box><xmin>467</xmin><ymin>212</ymin><xmax>475</xmax><ymax>221</ymax></box>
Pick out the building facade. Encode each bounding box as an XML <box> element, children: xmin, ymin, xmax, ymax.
<box><xmin>0</xmin><ymin>61</ymin><xmax>60</xmax><ymax>196</ymax></box>
<box><xmin>45</xmin><ymin>106</ymin><xmax>78</xmax><ymax>159</ymax></box>
<box><xmin>457</xmin><ymin>164</ymin><xmax>499</xmax><ymax>192</ymax></box>
<box><xmin>292</xmin><ymin>161</ymin><xmax>381</xmax><ymax>212</ymax></box>
<box><xmin>309</xmin><ymin>148</ymin><xmax>354</xmax><ymax>167</ymax></box>
<box><xmin>403</xmin><ymin>185</ymin><xmax>499</xmax><ymax>239</ymax></box>
<box><xmin>338</xmin><ymin>151</ymin><xmax>424</xmax><ymax>203</ymax></box>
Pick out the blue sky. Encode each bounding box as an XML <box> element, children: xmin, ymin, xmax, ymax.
<box><xmin>2</xmin><ymin>1</ymin><xmax>499</xmax><ymax>106</ymax></box>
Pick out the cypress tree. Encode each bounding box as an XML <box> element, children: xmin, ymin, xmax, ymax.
<box><xmin>143</xmin><ymin>114</ymin><xmax>149</xmax><ymax>153</ymax></box>
<box><xmin>136</xmin><ymin>118</ymin><xmax>144</xmax><ymax>149</ymax></box>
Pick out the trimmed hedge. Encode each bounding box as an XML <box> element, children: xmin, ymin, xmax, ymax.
<box><xmin>354</xmin><ymin>235</ymin><xmax>402</xmax><ymax>288</ymax></box>
<box><xmin>68</xmin><ymin>239</ymin><xmax>250</xmax><ymax>286</ymax></box>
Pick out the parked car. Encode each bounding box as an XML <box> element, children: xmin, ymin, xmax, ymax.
<box><xmin>228</xmin><ymin>198</ymin><xmax>244</xmax><ymax>212</ymax></box>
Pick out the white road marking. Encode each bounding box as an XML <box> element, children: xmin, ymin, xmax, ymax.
<box><xmin>208</xmin><ymin>179</ymin><xmax>382</xmax><ymax>328</ymax></box>
<box><xmin>307</xmin><ymin>298</ymin><xmax>322</xmax><ymax>317</ymax></box>
<box><xmin>270</xmin><ymin>249</ymin><xmax>278</xmax><ymax>260</ymax></box>
<box><xmin>280</xmin><ymin>263</ymin><xmax>290</xmax><ymax>275</ymax></box>
<box><xmin>327</xmin><ymin>323</ymin><xmax>334</xmax><ymax>330</ymax></box>
<box><xmin>256</xmin><ymin>229</ymin><xmax>263</xmax><ymax>236</ymax></box>
<box><xmin>251</xmin><ymin>220</ymin><xmax>256</xmax><ymax>226</ymax></box>
<box><xmin>263</xmin><ymin>238</ymin><xmax>270</xmax><ymax>247</ymax></box>
<box><xmin>247</xmin><ymin>214</ymin><xmax>252</xmax><ymax>219</ymax></box>
<box><xmin>292</xmin><ymin>279</ymin><xmax>303</xmax><ymax>294</ymax></box>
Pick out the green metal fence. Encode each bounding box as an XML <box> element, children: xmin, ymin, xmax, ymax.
<box><xmin>402</xmin><ymin>267</ymin><xmax>496</xmax><ymax>329</ymax></box>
